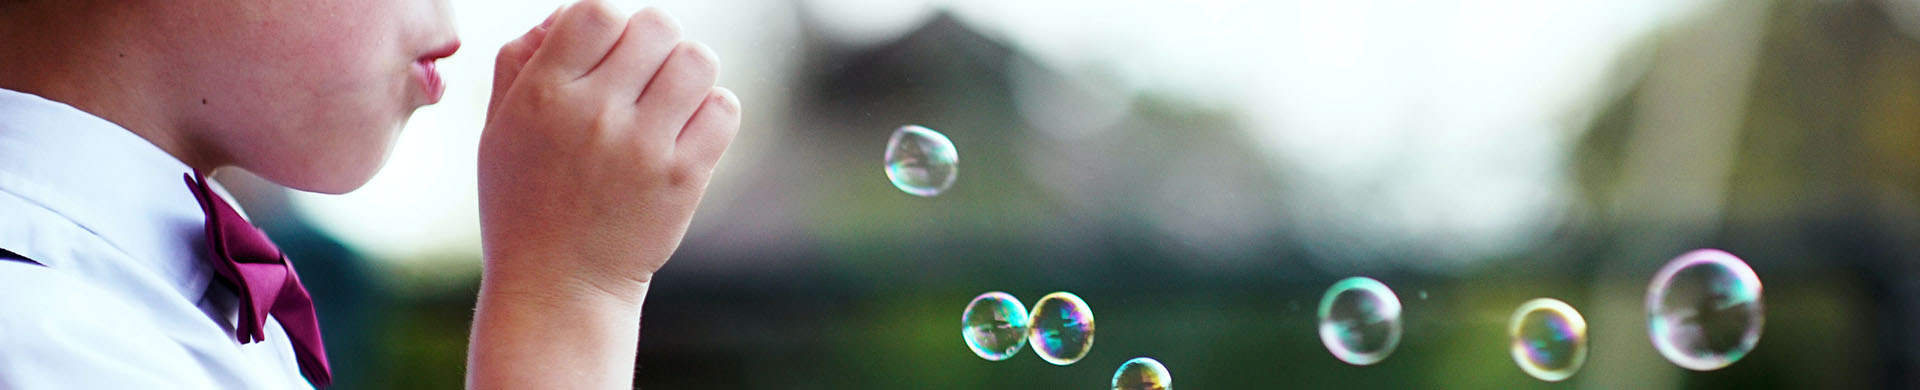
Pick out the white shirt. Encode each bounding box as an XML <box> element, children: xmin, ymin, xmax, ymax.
<box><xmin>0</xmin><ymin>88</ymin><xmax>312</xmax><ymax>389</ymax></box>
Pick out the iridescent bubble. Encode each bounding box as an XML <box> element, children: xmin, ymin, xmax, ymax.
<box><xmin>1028</xmin><ymin>291</ymin><xmax>1095</xmax><ymax>365</ymax></box>
<box><xmin>1111</xmin><ymin>357</ymin><xmax>1171</xmax><ymax>390</ymax></box>
<box><xmin>1647</xmin><ymin>249</ymin><xmax>1764</xmax><ymax>371</ymax></box>
<box><xmin>1508</xmin><ymin>298</ymin><xmax>1588</xmax><ymax>382</ymax></box>
<box><xmin>962</xmin><ymin>292</ymin><xmax>1030</xmax><ymax>361</ymax></box>
<box><xmin>1317</xmin><ymin>276</ymin><xmax>1402</xmax><ymax>366</ymax></box>
<box><xmin>883</xmin><ymin>125</ymin><xmax>958</xmax><ymax>197</ymax></box>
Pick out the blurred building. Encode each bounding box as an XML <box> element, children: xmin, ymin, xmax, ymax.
<box><xmin>1572</xmin><ymin>0</ymin><xmax>1920</xmax><ymax>388</ymax></box>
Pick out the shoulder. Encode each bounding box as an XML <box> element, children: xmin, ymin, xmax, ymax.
<box><xmin>0</xmin><ymin>259</ymin><xmax>140</xmax><ymax>321</ymax></box>
<box><xmin>0</xmin><ymin>261</ymin><xmax>221</xmax><ymax>389</ymax></box>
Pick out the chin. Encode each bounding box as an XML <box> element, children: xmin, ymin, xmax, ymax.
<box><xmin>310</xmin><ymin>151</ymin><xmax>392</xmax><ymax>195</ymax></box>
<box><xmin>303</xmin><ymin>173</ymin><xmax>378</xmax><ymax>195</ymax></box>
<box><xmin>258</xmin><ymin>109</ymin><xmax>409</xmax><ymax>194</ymax></box>
<box><xmin>307</xmin><ymin>119</ymin><xmax>407</xmax><ymax>194</ymax></box>
<box><xmin>256</xmin><ymin>143</ymin><xmax>394</xmax><ymax>195</ymax></box>
<box><xmin>270</xmin><ymin>164</ymin><xmax>378</xmax><ymax>195</ymax></box>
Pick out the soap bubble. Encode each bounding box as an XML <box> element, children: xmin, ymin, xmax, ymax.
<box><xmin>883</xmin><ymin>125</ymin><xmax>958</xmax><ymax>196</ymax></box>
<box><xmin>1029</xmin><ymin>291</ymin><xmax>1095</xmax><ymax>365</ymax></box>
<box><xmin>1317</xmin><ymin>277</ymin><xmax>1403</xmax><ymax>366</ymax></box>
<box><xmin>962</xmin><ymin>292</ymin><xmax>1030</xmax><ymax>361</ymax></box>
<box><xmin>1509</xmin><ymin>298</ymin><xmax>1588</xmax><ymax>382</ymax></box>
<box><xmin>1111</xmin><ymin>357</ymin><xmax>1171</xmax><ymax>390</ymax></box>
<box><xmin>1647</xmin><ymin>249</ymin><xmax>1764</xmax><ymax>371</ymax></box>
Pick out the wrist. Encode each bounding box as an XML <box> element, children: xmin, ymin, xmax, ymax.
<box><xmin>479</xmin><ymin>254</ymin><xmax>653</xmax><ymax>312</ymax></box>
<box><xmin>468</xmin><ymin>254</ymin><xmax>652</xmax><ymax>390</ymax></box>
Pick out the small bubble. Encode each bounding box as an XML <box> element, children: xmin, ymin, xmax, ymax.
<box><xmin>1647</xmin><ymin>249</ymin><xmax>1764</xmax><ymax>371</ymax></box>
<box><xmin>883</xmin><ymin>125</ymin><xmax>958</xmax><ymax>197</ymax></box>
<box><xmin>1317</xmin><ymin>277</ymin><xmax>1403</xmax><ymax>366</ymax></box>
<box><xmin>1029</xmin><ymin>291</ymin><xmax>1095</xmax><ymax>365</ymax></box>
<box><xmin>1509</xmin><ymin>298</ymin><xmax>1588</xmax><ymax>382</ymax></box>
<box><xmin>962</xmin><ymin>292</ymin><xmax>1029</xmax><ymax>361</ymax></box>
<box><xmin>1111</xmin><ymin>357</ymin><xmax>1171</xmax><ymax>390</ymax></box>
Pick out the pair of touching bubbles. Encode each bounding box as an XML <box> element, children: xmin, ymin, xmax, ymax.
<box><xmin>962</xmin><ymin>292</ymin><xmax>1170</xmax><ymax>390</ymax></box>
<box><xmin>961</xmin><ymin>291</ymin><xmax>1096</xmax><ymax>365</ymax></box>
<box><xmin>1320</xmin><ymin>249</ymin><xmax>1764</xmax><ymax>382</ymax></box>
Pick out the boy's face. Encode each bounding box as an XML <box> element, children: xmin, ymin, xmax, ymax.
<box><xmin>167</xmin><ymin>0</ymin><xmax>458</xmax><ymax>193</ymax></box>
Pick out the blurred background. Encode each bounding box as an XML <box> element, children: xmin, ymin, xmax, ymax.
<box><xmin>218</xmin><ymin>0</ymin><xmax>1920</xmax><ymax>388</ymax></box>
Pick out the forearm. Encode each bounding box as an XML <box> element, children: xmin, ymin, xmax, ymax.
<box><xmin>466</xmin><ymin>264</ymin><xmax>649</xmax><ymax>390</ymax></box>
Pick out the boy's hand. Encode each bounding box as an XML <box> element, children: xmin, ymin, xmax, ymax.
<box><xmin>477</xmin><ymin>0</ymin><xmax>739</xmax><ymax>302</ymax></box>
<box><xmin>470</xmin><ymin>2</ymin><xmax>738</xmax><ymax>388</ymax></box>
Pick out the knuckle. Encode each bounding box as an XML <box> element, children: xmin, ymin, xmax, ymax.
<box><xmin>709</xmin><ymin>92</ymin><xmax>741</xmax><ymax>117</ymax></box>
<box><xmin>593</xmin><ymin>108</ymin><xmax>628</xmax><ymax>132</ymax></box>
<box><xmin>666</xmin><ymin>162</ymin><xmax>703</xmax><ymax>188</ymax></box>
<box><xmin>672</xmin><ymin>42</ymin><xmax>719</xmax><ymax>77</ymax></box>
<box><xmin>631</xmin><ymin>8</ymin><xmax>684</xmax><ymax>41</ymax></box>
<box><xmin>577</xmin><ymin>0</ymin><xmax>625</xmax><ymax>31</ymax></box>
<box><xmin>524</xmin><ymin>82</ymin><xmax>567</xmax><ymax>108</ymax></box>
<box><xmin>512</xmin><ymin>85</ymin><xmax>587</xmax><ymax>128</ymax></box>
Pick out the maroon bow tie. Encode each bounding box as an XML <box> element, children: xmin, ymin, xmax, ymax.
<box><xmin>185</xmin><ymin>173</ymin><xmax>332</xmax><ymax>387</ymax></box>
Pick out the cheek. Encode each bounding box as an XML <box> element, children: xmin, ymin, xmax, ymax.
<box><xmin>238</xmin><ymin>45</ymin><xmax>401</xmax><ymax>176</ymax></box>
<box><xmin>271</xmin><ymin>72</ymin><xmax>412</xmax><ymax>193</ymax></box>
<box><xmin>174</xmin><ymin>0</ymin><xmax>422</xmax><ymax>192</ymax></box>
<box><xmin>285</xmin><ymin>19</ymin><xmax>408</xmax><ymax>108</ymax></box>
<box><xmin>227</xmin><ymin>32</ymin><xmax>413</xmax><ymax>192</ymax></box>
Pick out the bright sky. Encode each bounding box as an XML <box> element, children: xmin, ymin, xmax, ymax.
<box><xmin>291</xmin><ymin>0</ymin><xmax>1712</xmax><ymax>266</ymax></box>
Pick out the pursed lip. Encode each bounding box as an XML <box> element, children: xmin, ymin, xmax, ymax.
<box><xmin>414</xmin><ymin>40</ymin><xmax>461</xmax><ymax>105</ymax></box>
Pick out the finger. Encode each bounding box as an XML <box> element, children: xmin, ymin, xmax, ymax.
<box><xmin>522</xmin><ymin>0</ymin><xmax>627</xmax><ymax>81</ymax></box>
<box><xmin>585</xmin><ymin>8</ymin><xmax>682</xmax><ymax>102</ymax></box>
<box><xmin>633</xmin><ymin>41</ymin><xmax>719</xmax><ymax>146</ymax></box>
<box><xmin>486</xmin><ymin>8</ymin><xmax>563</xmax><ymax>122</ymax></box>
<box><xmin>675</xmin><ymin>87</ymin><xmax>742</xmax><ymax>171</ymax></box>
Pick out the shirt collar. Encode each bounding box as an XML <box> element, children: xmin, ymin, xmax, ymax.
<box><xmin>0</xmin><ymin>87</ymin><xmax>217</xmax><ymax>301</ymax></box>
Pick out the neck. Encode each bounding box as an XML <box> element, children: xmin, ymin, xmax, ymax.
<box><xmin>0</xmin><ymin>1</ymin><xmax>224</xmax><ymax>174</ymax></box>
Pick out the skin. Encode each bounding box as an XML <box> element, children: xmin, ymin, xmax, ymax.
<box><xmin>0</xmin><ymin>0</ymin><xmax>740</xmax><ymax>388</ymax></box>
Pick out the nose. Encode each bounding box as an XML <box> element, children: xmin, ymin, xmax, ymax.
<box><xmin>416</xmin><ymin>0</ymin><xmax>460</xmax><ymax>58</ymax></box>
<box><xmin>424</xmin><ymin>40</ymin><xmax>462</xmax><ymax>61</ymax></box>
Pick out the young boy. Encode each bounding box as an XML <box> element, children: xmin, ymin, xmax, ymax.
<box><xmin>0</xmin><ymin>0</ymin><xmax>740</xmax><ymax>388</ymax></box>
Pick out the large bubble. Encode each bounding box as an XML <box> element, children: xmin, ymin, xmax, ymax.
<box><xmin>1317</xmin><ymin>277</ymin><xmax>1402</xmax><ymax>366</ymax></box>
<box><xmin>883</xmin><ymin>125</ymin><xmax>958</xmax><ymax>196</ymax></box>
<box><xmin>1028</xmin><ymin>291</ymin><xmax>1095</xmax><ymax>365</ymax></box>
<box><xmin>962</xmin><ymin>291</ymin><xmax>1030</xmax><ymax>361</ymax></box>
<box><xmin>1647</xmin><ymin>249</ymin><xmax>1764</xmax><ymax>371</ymax></box>
<box><xmin>1509</xmin><ymin>298</ymin><xmax>1588</xmax><ymax>382</ymax></box>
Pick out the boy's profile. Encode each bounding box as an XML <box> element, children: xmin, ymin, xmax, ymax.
<box><xmin>0</xmin><ymin>0</ymin><xmax>741</xmax><ymax>388</ymax></box>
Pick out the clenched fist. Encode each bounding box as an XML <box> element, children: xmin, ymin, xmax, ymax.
<box><xmin>479</xmin><ymin>0</ymin><xmax>737</xmax><ymax>298</ymax></box>
<box><xmin>468</xmin><ymin>1</ymin><xmax>740</xmax><ymax>388</ymax></box>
